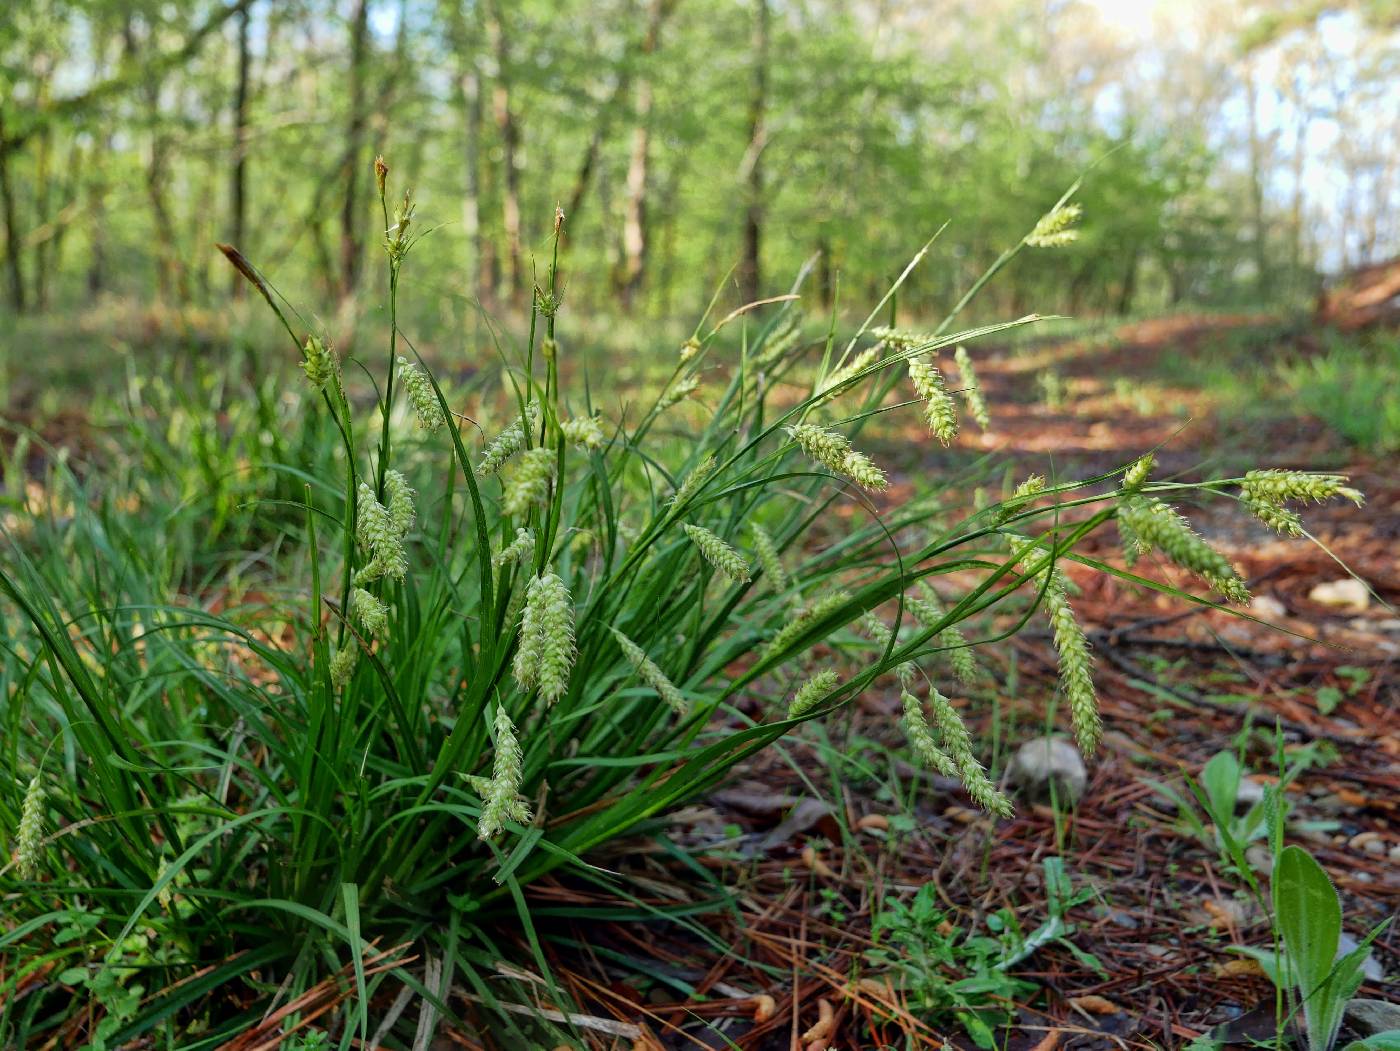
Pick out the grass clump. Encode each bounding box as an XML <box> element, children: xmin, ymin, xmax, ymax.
<box><xmin>0</xmin><ymin>167</ymin><xmax>1361</xmax><ymax>1046</ymax></box>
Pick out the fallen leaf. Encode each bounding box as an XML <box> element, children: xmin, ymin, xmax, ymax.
<box><xmin>855</xmin><ymin>813</ymin><xmax>889</xmax><ymax>832</ymax></box>
<box><xmin>801</xmin><ymin>844</ymin><xmax>836</xmax><ymax>879</ymax></box>
<box><xmin>752</xmin><ymin>994</ymin><xmax>776</xmax><ymax>1022</ymax></box>
<box><xmin>1069</xmin><ymin>994</ymin><xmax>1120</xmax><ymax>1015</ymax></box>
<box><xmin>1216</xmin><ymin>958</ymin><xmax>1268</xmax><ymax>978</ymax></box>
<box><xmin>800</xmin><ymin>998</ymin><xmax>835</xmax><ymax>1042</ymax></box>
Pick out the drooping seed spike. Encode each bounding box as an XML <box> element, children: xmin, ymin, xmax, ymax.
<box><xmin>683</xmin><ymin>524</ymin><xmax>750</xmax><ymax>583</ymax></box>
<box><xmin>788</xmin><ymin>669</ymin><xmax>839</xmax><ymax>718</ymax></box>
<box><xmin>611</xmin><ymin>628</ymin><xmax>687</xmax><ymax>714</ymax></box>
<box><xmin>908</xmin><ymin>357</ymin><xmax>959</xmax><ymax>445</ymax></box>
<box><xmin>476</xmin><ymin>706</ymin><xmax>530</xmax><ymax>840</ymax></box>
<box><xmin>396</xmin><ymin>357</ymin><xmax>444</xmax><ymax>430</ymax></box>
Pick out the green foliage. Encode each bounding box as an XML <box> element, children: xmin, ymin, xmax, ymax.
<box><xmin>865</xmin><ymin>858</ymin><xmax>1100</xmax><ymax>1049</ymax></box>
<box><xmin>1235</xmin><ymin>846</ymin><xmax>1391</xmax><ymax>1051</ymax></box>
<box><xmin>1283</xmin><ymin>332</ymin><xmax>1400</xmax><ymax>454</ymax></box>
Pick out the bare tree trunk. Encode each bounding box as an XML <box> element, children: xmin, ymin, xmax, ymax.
<box><xmin>738</xmin><ymin>0</ymin><xmax>769</xmax><ymax>304</ymax></box>
<box><xmin>486</xmin><ymin>0</ymin><xmax>522</xmax><ymax>302</ymax></box>
<box><xmin>0</xmin><ymin>110</ymin><xmax>25</xmax><ymax>312</ymax></box>
<box><xmin>229</xmin><ymin>1</ymin><xmax>253</xmax><ymax>297</ymax></box>
<box><xmin>618</xmin><ymin>0</ymin><xmax>674</xmax><ymax>307</ymax></box>
<box><xmin>339</xmin><ymin>0</ymin><xmax>371</xmax><ymax>303</ymax></box>
<box><xmin>451</xmin><ymin>3</ymin><xmax>485</xmax><ymax>304</ymax></box>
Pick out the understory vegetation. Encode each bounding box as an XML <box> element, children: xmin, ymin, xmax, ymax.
<box><xmin>0</xmin><ymin>164</ymin><xmax>1377</xmax><ymax>1048</ymax></box>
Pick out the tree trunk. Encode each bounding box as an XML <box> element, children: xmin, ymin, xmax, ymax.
<box><xmin>486</xmin><ymin>0</ymin><xmax>522</xmax><ymax>302</ymax></box>
<box><xmin>339</xmin><ymin>0</ymin><xmax>371</xmax><ymax>303</ymax></box>
<box><xmin>617</xmin><ymin>0</ymin><xmax>674</xmax><ymax>307</ymax></box>
<box><xmin>229</xmin><ymin>1</ymin><xmax>253</xmax><ymax>297</ymax></box>
<box><xmin>1242</xmin><ymin>59</ymin><xmax>1269</xmax><ymax>296</ymax></box>
<box><xmin>0</xmin><ymin>110</ymin><xmax>25</xmax><ymax>312</ymax></box>
<box><xmin>451</xmin><ymin>4</ymin><xmax>485</xmax><ymax>304</ymax></box>
<box><xmin>739</xmin><ymin>0</ymin><xmax>769</xmax><ymax>304</ymax></box>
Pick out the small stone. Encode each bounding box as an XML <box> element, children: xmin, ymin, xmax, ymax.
<box><xmin>1390</xmin><ymin>843</ymin><xmax>1400</xmax><ymax>863</ymax></box>
<box><xmin>1235</xmin><ymin>778</ymin><xmax>1266</xmax><ymax>810</ymax></box>
<box><xmin>1308</xmin><ymin>578</ymin><xmax>1370</xmax><ymax>612</ymax></box>
<box><xmin>1245</xmin><ymin>845</ymin><xmax>1272</xmax><ymax>872</ymax></box>
<box><xmin>1349</xmin><ymin>831</ymin><xmax>1386</xmax><ymax>855</ymax></box>
<box><xmin>1007</xmin><ymin>736</ymin><xmax>1088</xmax><ymax>804</ymax></box>
<box><xmin>1251</xmin><ymin>594</ymin><xmax>1288</xmax><ymax>621</ymax></box>
<box><xmin>1338</xmin><ymin>932</ymin><xmax>1384</xmax><ymax>982</ymax></box>
<box><xmin>1344</xmin><ymin>999</ymin><xmax>1400</xmax><ymax>1036</ymax></box>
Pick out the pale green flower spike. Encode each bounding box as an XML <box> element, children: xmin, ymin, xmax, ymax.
<box><xmin>478</xmin><ymin>400</ymin><xmax>541</xmax><ymax>476</ymax></box>
<box><xmin>1025</xmin><ymin>202</ymin><xmax>1082</xmax><ymax>248</ymax></box>
<box><xmin>995</xmin><ymin>473</ymin><xmax>1045</xmax><ymax>523</ymax></box>
<box><xmin>659</xmin><ymin>375</ymin><xmax>699</xmax><ymax>410</ymax></box>
<box><xmin>751</xmin><ymin>523</ymin><xmax>789</xmax><ymax>594</ymax></box>
<box><xmin>502</xmin><ymin>447</ymin><xmax>555</xmax><ymax>517</ymax></box>
<box><xmin>908</xmin><ymin>357</ymin><xmax>959</xmax><ymax>445</ymax></box>
<box><xmin>561</xmin><ymin>415</ymin><xmax>605</xmax><ymax>450</ymax></box>
<box><xmin>475</xmin><ymin>706</ymin><xmax>530</xmax><ymax>840</ymax></box>
<box><xmin>493</xmin><ymin>527</ymin><xmax>535</xmax><ymax>568</ymax></box>
<box><xmin>1241</xmin><ymin>469</ymin><xmax>1363</xmax><ymax>507</ymax></box>
<box><xmin>861</xmin><ymin>612</ymin><xmax>918</xmax><ymax>686</ymax></box>
<box><xmin>818</xmin><ymin>346</ymin><xmax>879</xmax><ymax>397</ymax></box>
<box><xmin>869</xmin><ymin>325</ymin><xmax>933</xmax><ymax>350</ymax></box>
<box><xmin>766</xmin><ymin>589</ymin><xmax>852</xmax><ymax>658</ymax></box>
<box><xmin>953</xmin><ymin>346</ymin><xmax>990</xmax><ymax>429</ymax></box>
<box><xmin>679</xmin><ymin>336</ymin><xmax>701</xmax><ymax>361</ymax></box>
<box><xmin>926</xmin><ymin>688</ymin><xmax>1012</xmax><ymax>816</ymax></box>
<box><xmin>753</xmin><ymin>313</ymin><xmax>803</xmax><ymax>368</ymax></box>
<box><xmin>683</xmin><ymin>524</ymin><xmax>750</xmax><ymax>582</ymax></box>
<box><xmin>396</xmin><ymin>356</ymin><xmax>444</xmax><ymax>431</ymax></box>
<box><xmin>789</xmin><ymin>669</ymin><xmax>839</xmax><ymax>718</ymax></box>
<box><xmin>1245</xmin><ymin>496</ymin><xmax>1304</xmax><ymax>537</ymax></box>
<box><xmin>512</xmin><ymin>570</ymin><xmax>575</xmax><ymax>702</ymax></box>
<box><xmin>351</xmin><ymin>588</ymin><xmax>389</xmax><ymax>636</ymax></box>
<box><xmin>355</xmin><ymin>482</ymin><xmax>408</xmax><ymax>582</ymax></box>
<box><xmin>16</xmin><ymin>774</ymin><xmax>45</xmax><ymax>880</ymax></box>
<box><xmin>787</xmin><ymin>423</ymin><xmax>887</xmax><ymax>490</ymax></box>
<box><xmin>302</xmin><ymin>335</ymin><xmax>337</xmax><ymax>391</ymax></box>
<box><xmin>1013</xmin><ymin>538</ymin><xmax>1101</xmax><ymax>756</ymax></box>
<box><xmin>901</xmin><ymin>690</ymin><xmax>958</xmax><ymax>777</ymax></box>
<box><xmin>909</xmin><ymin>583</ymin><xmax>978</xmax><ymax>685</ymax></box>
<box><xmin>329</xmin><ymin>645</ymin><xmax>358</xmax><ymax>689</ymax></box>
<box><xmin>1122</xmin><ymin>453</ymin><xmax>1155</xmax><ymax>491</ymax></box>
<box><xmin>671</xmin><ymin>454</ymin><xmax>716</xmax><ymax>507</ymax></box>
<box><xmin>1119</xmin><ymin>496</ymin><xmax>1250</xmax><ymax>605</ymax></box>
<box><xmin>384</xmin><ymin>470</ymin><xmax>415</xmax><ymax>536</ymax></box>
<box><xmin>1045</xmin><ymin>585</ymin><xmax>1102</xmax><ymax>757</ymax></box>
<box><xmin>611</xmin><ymin>628</ymin><xmax>687</xmax><ymax>714</ymax></box>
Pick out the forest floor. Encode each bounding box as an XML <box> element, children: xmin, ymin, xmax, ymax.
<box><xmin>4</xmin><ymin>312</ymin><xmax>1396</xmax><ymax>1048</ymax></box>
<box><xmin>512</xmin><ymin>315</ymin><xmax>1399</xmax><ymax>1050</ymax></box>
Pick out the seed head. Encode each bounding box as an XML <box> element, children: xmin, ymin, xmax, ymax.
<box><xmin>351</xmin><ymin>587</ymin><xmax>389</xmax><ymax>637</ymax></box>
<box><xmin>475</xmin><ymin>706</ymin><xmax>531</xmax><ymax>840</ymax></box>
<box><xmin>611</xmin><ymin>628</ymin><xmax>687</xmax><ymax>714</ymax></box>
<box><xmin>478</xmin><ymin>401</ymin><xmax>541</xmax><ymax>476</ymax></box>
<box><xmin>302</xmin><ymin>335</ymin><xmax>338</xmax><ymax>391</ymax></box>
<box><xmin>787</xmin><ymin>423</ymin><xmax>888</xmax><ymax>490</ymax></box>
<box><xmin>502</xmin><ymin>447</ymin><xmax>555</xmax><ymax>517</ymax></box>
<box><xmin>1245</xmin><ymin>496</ymin><xmax>1303</xmax><ymax>537</ymax></box>
<box><xmin>1119</xmin><ymin>497</ymin><xmax>1250</xmax><ymax>604</ymax></box>
<box><xmin>953</xmin><ymin>346</ymin><xmax>990</xmax><ymax>430</ymax></box>
<box><xmin>374</xmin><ymin>155</ymin><xmax>389</xmax><ymax>198</ymax></box>
<box><xmin>818</xmin><ymin>347</ymin><xmax>879</xmax><ymax>397</ymax></box>
<box><xmin>901</xmin><ymin>690</ymin><xmax>958</xmax><ymax>777</ymax></box>
<box><xmin>1025</xmin><ymin>203</ymin><xmax>1082</xmax><ymax>248</ymax></box>
<box><xmin>788</xmin><ymin>669</ymin><xmax>839</xmax><ymax>718</ymax></box>
<box><xmin>561</xmin><ymin>414</ymin><xmax>605</xmax><ymax>451</ymax></box>
<box><xmin>659</xmin><ymin>375</ymin><xmax>699</xmax><ymax>410</ymax></box>
<box><xmin>16</xmin><ymin>774</ymin><xmax>45</xmax><ymax>880</ymax></box>
<box><xmin>355</xmin><ymin>482</ymin><xmax>408</xmax><ymax>582</ymax></box>
<box><xmin>493</xmin><ymin>527</ymin><xmax>536</xmax><ymax>568</ymax></box>
<box><xmin>1122</xmin><ymin>454</ymin><xmax>1155</xmax><ymax>491</ymax></box>
<box><xmin>909</xmin><ymin>583</ymin><xmax>978</xmax><ymax>685</ymax></box>
<box><xmin>869</xmin><ymin>326</ymin><xmax>932</xmax><ymax>350</ymax></box>
<box><xmin>384</xmin><ymin>470</ymin><xmax>416</xmax><ymax>536</ymax></box>
<box><xmin>512</xmin><ymin>570</ymin><xmax>575</xmax><ymax>702</ymax></box>
<box><xmin>671</xmin><ymin>455</ymin><xmax>716</xmax><ymax>507</ymax></box>
<box><xmin>908</xmin><ymin>358</ymin><xmax>959</xmax><ymax>445</ymax></box>
<box><xmin>396</xmin><ymin>357</ymin><xmax>444</xmax><ymax>431</ymax></box>
<box><xmin>684</xmin><ymin>524</ymin><xmax>750</xmax><ymax>582</ymax></box>
<box><xmin>1241</xmin><ymin>469</ymin><xmax>1363</xmax><ymax>507</ymax></box>
<box><xmin>766</xmin><ymin>589</ymin><xmax>852</xmax><ymax>659</ymax></box>
<box><xmin>751</xmin><ymin>524</ymin><xmax>789</xmax><ymax>594</ymax></box>
<box><xmin>925</xmin><ymin>688</ymin><xmax>1012</xmax><ymax>816</ymax></box>
<box><xmin>679</xmin><ymin>336</ymin><xmax>701</xmax><ymax>362</ymax></box>
<box><xmin>329</xmin><ymin>645</ymin><xmax>358</xmax><ymax>689</ymax></box>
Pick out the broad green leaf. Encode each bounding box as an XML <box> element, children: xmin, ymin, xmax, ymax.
<box><xmin>1273</xmin><ymin>845</ymin><xmax>1342</xmax><ymax>1049</ymax></box>
<box><xmin>1341</xmin><ymin>1033</ymin><xmax>1400</xmax><ymax>1051</ymax></box>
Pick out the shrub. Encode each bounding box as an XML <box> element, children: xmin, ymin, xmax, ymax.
<box><xmin>0</xmin><ymin>169</ymin><xmax>1361</xmax><ymax>1045</ymax></box>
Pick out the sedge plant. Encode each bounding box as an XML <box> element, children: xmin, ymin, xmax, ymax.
<box><xmin>0</xmin><ymin>164</ymin><xmax>1366</xmax><ymax>1046</ymax></box>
